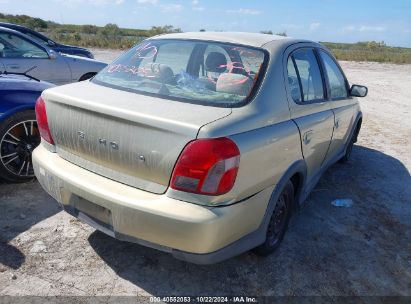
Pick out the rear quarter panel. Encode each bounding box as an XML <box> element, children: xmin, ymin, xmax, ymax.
<box><xmin>190</xmin><ymin>41</ymin><xmax>304</xmax><ymax>205</ymax></box>
<box><xmin>0</xmin><ymin>90</ymin><xmax>38</xmax><ymax>121</ymax></box>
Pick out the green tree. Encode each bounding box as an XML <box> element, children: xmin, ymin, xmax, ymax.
<box><xmin>260</xmin><ymin>30</ymin><xmax>273</xmax><ymax>35</ymax></box>
<box><xmin>276</xmin><ymin>31</ymin><xmax>287</xmax><ymax>37</ymax></box>
<box><xmin>82</xmin><ymin>24</ymin><xmax>98</xmax><ymax>34</ymax></box>
<box><xmin>26</xmin><ymin>17</ymin><xmax>48</xmax><ymax>29</ymax></box>
<box><xmin>102</xmin><ymin>23</ymin><xmax>121</xmax><ymax>36</ymax></box>
<box><xmin>148</xmin><ymin>25</ymin><xmax>182</xmax><ymax>35</ymax></box>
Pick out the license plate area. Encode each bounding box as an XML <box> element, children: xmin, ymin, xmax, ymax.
<box><xmin>77</xmin><ymin>210</ymin><xmax>115</xmax><ymax>238</ymax></box>
<box><xmin>75</xmin><ymin>197</ymin><xmax>112</xmax><ymax>227</ymax></box>
<box><xmin>60</xmin><ymin>189</ymin><xmax>113</xmax><ymax>228</ymax></box>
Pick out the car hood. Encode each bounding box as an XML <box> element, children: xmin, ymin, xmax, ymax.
<box><xmin>60</xmin><ymin>53</ymin><xmax>103</xmax><ymax>63</ymax></box>
<box><xmin>60</xmin><ymin>53</ymin><xmax>96</xmax><ymax>63</ymax></box>
<box><xmin>0</xmin><ymin>76</ymin><xmax>54</xmax><ymax>91</ymax></box>
<box><xmin>56</xmin><ymin>44</ymin><xmax>89</xmax><ymax>51</ymax></box>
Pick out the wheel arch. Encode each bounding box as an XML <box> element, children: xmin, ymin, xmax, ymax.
<box><xmin>259</xmin><ymin>160</ymin><xmax>307</xmax><ymax>234</ymax></box>
<box><xmin>0</xmin><ymin>105</ymin><xmax>35</xmax><ymax>123</ymax></box>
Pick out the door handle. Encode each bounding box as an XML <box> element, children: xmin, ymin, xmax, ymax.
<box><xmin>303</xmin><ymin>130</ymin><xmax>313</xmax><ymax>145</ymax></box>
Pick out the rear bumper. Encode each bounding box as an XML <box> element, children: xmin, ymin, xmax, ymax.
<box><xmin>32</xmin><ymin>144</ymin><xmax>272</xmax><ymax>264</ymax></box>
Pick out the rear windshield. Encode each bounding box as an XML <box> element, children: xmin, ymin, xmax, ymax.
<box><xmin>92</xmin><ymin>39</ymin><xmax>267</xmax><ymax>107</ymax></box>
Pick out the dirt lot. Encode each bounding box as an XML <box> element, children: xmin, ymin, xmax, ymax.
<box><xmin>0</xmin><ymin>49</ymin><xmax>410</xmax><ymax>298</ymax></box>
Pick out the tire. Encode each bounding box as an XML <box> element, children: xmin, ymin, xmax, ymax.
<box><xmin>79</xmin><ymin>73</ymin><xmax>96</xmax><ymax>81</ymax></box>
<box><xmin>339</xmin><ymin>125</ymin><xmax>359</xmax><ymax>163</ymax></box>
<box><xmin>339</xmin><ymin>137</ymin><xmax>354</xmax><ymax>163</ymax></box>
<box><xmin>255</xmin><ymin>181</ymin><xmax>294</xmax><ymax>256</ymax></box>
<box><xmin>0</xmin><ymin>110</ymin><xmax>40</xmax><ymax>183</ymax></box>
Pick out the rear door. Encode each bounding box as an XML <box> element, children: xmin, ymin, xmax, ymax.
<box><xmin>317</xmin><ymin>50</ymin><xmax>356</xmax><ymax>161</ymax></box>
<box><xmin>285</xmin><ymin>47</ymin><xmax>335</xmax><ymax>182</ymax></box>
<box><xmin>0</xmin><ymin>30</ymin><xmax>71</xmax><ymax>84</ymax></box>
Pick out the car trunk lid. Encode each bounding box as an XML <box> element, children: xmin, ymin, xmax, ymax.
<box><xmin>42</xmin><ymin>81</ymin><xmax>231</xmax><ymax>194</ymax></box>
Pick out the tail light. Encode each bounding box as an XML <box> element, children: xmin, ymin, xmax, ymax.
<box><xmin>171</xmin><ymin>138</ymin><xmax>240</xmax><ymax>195</ymax></box>
<box><xmin>35</xmin><ymin>97</ymin><xmax>54</xmax><ymax>145</ymax></box>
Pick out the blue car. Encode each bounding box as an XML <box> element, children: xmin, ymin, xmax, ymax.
<box><xmin>0</xmin><ymin>22</ymin><xmax>94</xmax><ymax>59</ymax></box>
<box><xmin>0</xmin><ymin>72</ymin><xmax>53</xmax><ymax>182</ymax></box>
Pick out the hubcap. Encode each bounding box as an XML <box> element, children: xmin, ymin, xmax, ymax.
<box><xmin>267</xmin><ymin>193</ymin><xmax>289</xmax><ymax>246</ymax></box>
<box><xmin>0</xmin><ymin>120</ymin><xmax>40</xmax><ymax>178</ymax></box>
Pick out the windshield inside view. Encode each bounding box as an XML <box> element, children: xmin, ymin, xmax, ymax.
<box><xmin>92</xmin><ymin>39</ymin><xmax>266</xmax><ymax>106</ymax></box>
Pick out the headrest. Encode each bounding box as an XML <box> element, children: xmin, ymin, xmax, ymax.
<box><xmin>205</xmin><ymin>52</ymin><xmax>227</xmax><ymax>73</ymax></box>
<box><xmin>216</xmin><ymin>73</ymin><xmax>252</xmax><ymax>96</ymax></box>
<box><xmin>149</xmin><ymin>63</ymin><xmax>174</xmax><ymax>84</ymax></box>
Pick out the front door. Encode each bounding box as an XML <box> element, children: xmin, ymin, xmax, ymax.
<box><xmin>318</xmin><ymin>50</ymin><xmax>357</xmax><ymax>161</ymax></box>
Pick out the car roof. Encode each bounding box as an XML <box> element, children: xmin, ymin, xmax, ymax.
<box><xmin>148</xmin><ymin>31</ymin><xmax>309</xmax><ymax>48</ymax></box>
<box><xmin>0</xmin><ymin>25</ymin><xmax>25</xmax><ymax>34</ymax></box>
<box><xmin>0</xmin><ymin>22</ymin><xmax>32</xmax><ymax>31</ymax></box>
<box><xmin>0</xmin><ymin>26</ymin><xmax>51</xmax><ymax>48</ymax></box>
<box><xmin>0</xmin><ymin>22</ymin><xmax>20</xmax><ymax>27</ymax></box>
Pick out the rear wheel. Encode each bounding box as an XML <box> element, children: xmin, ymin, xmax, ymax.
<box><xmin>255</xmin><ymin>181</ymin><xmax>294</xmax><ymax>256</ymax></box>
<box><xmin>0</xmin><ymin>111</ymin><xmax>40</xmax><ymax>183</ymax></box>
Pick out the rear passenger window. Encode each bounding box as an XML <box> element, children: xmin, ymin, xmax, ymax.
<box><xmin>319</xmin><ymin>51</ymin><xmax>348</xmax><ymax>99</ymax></box>
<box><xmin>291</xmin><ymin>49</ymin><xmax>324</xmax><ymax>102</ymax></box>
<box><xmin>287</xmin><ymin>58</ymin><xmax>302</xmax><ymax>103</ymax></box>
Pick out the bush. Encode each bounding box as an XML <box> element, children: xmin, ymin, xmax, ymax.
<box><xmin>82</xmin><ymin>25</ymin><xmax>98</xmax><ymax>35</ymax></box>
<box><xmin>26</xmin><ymin>17</ymin><xmax>48</xmax><ymax>29</ymax></box>
<box><xmin>260</xmin><ymin>30</ymin><xmax>273</xmax><ymax>35</ymax></box>
<box><xmin>322</xmin><ymin>41</ymin><xmax>411</xmax><ymax>64</ymax></box>
<box><xmin>101</xmin><ymin>23</ymin><xmax>121</xmax><ymax>36</ymax></box>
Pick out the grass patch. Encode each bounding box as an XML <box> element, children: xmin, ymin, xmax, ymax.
<box><xmin>322</xmin><ymin>41</ymin><xmax>411</xmax><ymax>64</ymax></box>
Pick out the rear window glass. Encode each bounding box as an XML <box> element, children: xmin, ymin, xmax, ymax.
<box><xmin>92</xmin><ymin>39</ymin><xmax>267</xmax><ymax>107</ymax></box>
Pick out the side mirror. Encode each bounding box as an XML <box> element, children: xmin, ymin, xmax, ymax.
<box><xmin>48</xmin><ymin>49</ymin><xmax>58</xmax><ymax>60</ymax></box>
<box><xmin>0</xmin><ymin>43</ymin><xmax>4</xmax><ymax>51</ymax></box>
<box><xmin>350</xmin><ymin>84</ymin><xmax>368</xmax><ymax>97</ymax></box>
<box><xmin>47</xmin><ymin>40</ymin><xmax>56</xmax><ymax>47</ymax></box>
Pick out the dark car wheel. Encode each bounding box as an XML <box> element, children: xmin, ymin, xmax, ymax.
<box><xmin>255</xmin><ymin>181</ymin><xmax>294</xmax><ymax>256</ymax></box>
<box><xmin>339</xmin><ymin>138</ymin><xmax>354</xmax><ymax>163</ymax></box>
<box><xmin>339</xmin><ymin>125</ymin><xmax>359</xmax><ymax>163</ymax></box>
<box><xmin>0</xmin><ymin>110</ymin><xmax>40</xmax><ymax>183</ymax></box>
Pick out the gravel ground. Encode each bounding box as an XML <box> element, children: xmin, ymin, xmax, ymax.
<box><xmin>0</xmin><ymin>50</ymin><xmax>410</xmax><ymax>298</ymax></box>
